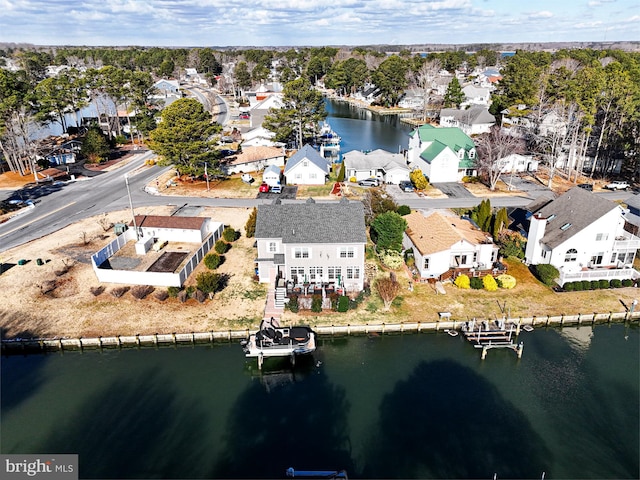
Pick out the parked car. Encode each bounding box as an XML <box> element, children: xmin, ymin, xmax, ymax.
<box><xmin>239</xmin><ymin>113</ymin><xmax>250</xmax><ymax>119</ymax></box>
<box><xmin>259</xmin><ymin>183</ymin><xmax>270</xmax><ymax>193</ymax></box>
<box><xmin>358</xmin><ymin>178</ymin><xmax>380</xmax><ymax>187</ymax></box>
<box><xmin>577</xmin><ymin>183</ymin><xmax>593</xmax><ymax>191</ymax></box>
<box><xmin>605</xmin><ymin>180</ymin><xmax>629</xmax><ymax>190</ymax></box>
<box><xmin>270</xmin><ymin>184</ymin><xmax>282</xmax><ymax>194</ymax></box>
<box><xmin>399</xmin><ymin>180</ymin><xmax>414</xmax><ymax>192</ymax></box>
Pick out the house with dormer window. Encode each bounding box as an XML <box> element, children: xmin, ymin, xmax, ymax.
<box><xmin>284</xmin><ymin>144</ymin><xmax>331</xmax><ymax>185</ymax></box>
<box><xmin>524</xmin><ymin>187</ymin><xmax>640</xmax><ymax>286</ymax></box>
<box><xmin>407</xmin><ymin>124</ymin><xmax>477</xmax><ymax>183</ymax></box>
<box><xmin>254</xmin><ymin>198</ymin><xmax>367</xmax><ymax>300</ymax></box>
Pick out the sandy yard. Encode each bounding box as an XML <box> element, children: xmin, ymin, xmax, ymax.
<box><xmin>0</xmin><ymin>205</ymin><xmax>267</xmax><ymax>339</ymax></box>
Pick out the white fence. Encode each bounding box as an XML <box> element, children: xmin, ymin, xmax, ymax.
<box><xmin>558</xmin><ymin>267</ymin><xmax>640</xmax><ymax>286</ymax></box>
<box><xmin>91</xmin><ymin>223</ymin><xmax>223</xmax><ymax>287</ymax></box>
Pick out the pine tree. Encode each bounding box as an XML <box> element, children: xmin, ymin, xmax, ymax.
<box><xmin>493</xmin><ymin>207</ymin><xmax>509</xmax><ymax>240</ymax></box>
<box><xmin>443</xmin><ymin>77</ymin><xmax>464</xmax><ymax>108</ymax></box>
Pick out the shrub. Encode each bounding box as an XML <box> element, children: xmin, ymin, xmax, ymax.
<box><xmin>311</xmin><ymin>294</ymin><xmax>323</xmax><ymax>312</ymax></box>
<box><xmin>196</xmin><ymin>272</ymin><xmax>222</xmax><ymax>294</ymax></box>
<box><xmin>378</xmin><ymin>249</ymin><xmax>404</xmax><ymax>269</ymax></box>
<box><xmin>581</xmin><ymin>280</ymin><xmax>590</xmax><ymax>291</ymax></box>
<box><xmin>564</xmin><ymin>282</ymin><xmax>575</xmax><ymax>292</ymax></box>
<box><xmin>610</xmin><ymin>279</ymin><xmax>622</xmax><ymax>288</ymax></box>
<box><xmin>483</xmin><ymin>275</ymin><xmax>498</xmax><ymax>291</ymax></box>
<box><xmin>531</xmin><ymin>264</ymin><xmax>559</xmax><ymax>286</ymax></box>
<box><xmin>470</xmin><ymin>277</ymin><xmax>483</xmax><ymax>289</ymax></box>
<box><xmin>222</xmin><ymin>227</ymin><xmax>237</xmax><ymax>242</ymax></box>
<box><xmin>245</xmin><ymin>208</ymin><xmax>257</xmax><ymax>238</ymax></box>
<box><xmin>410</xmin><ymin>169</ymin><xmax>428</xmax><ymax>190</ymax></box>
<box><xmin>110</xmin><ymin>286</ymin><xmax>129</xmax><ymax>298</ymax></box>
<box><xmin>454</xmin><ymin>274</ymin><xmax>470</xmax><ymax>289</ymax></box>
<box><xmin>204</xmin><ymin>253</ymin><xmax>222</xmax><ymax>270</ymax></box>
<box><xmin>90</xmin><ymin>286</ymin><xmax>105</xmax><ymax>296</ymax></box>
<box><xmin>396</xmin><ymin>205</ymin><xmax>411</xmax><ymax>216</ymax></box>
<box><xmin>622</xmin><ymin>279</ymin><xmax>634</xmax><ymax>287</ymax></box>
<box><xmin>337</xmin><ymin>295</ymin><xmax>350</xmax><ymax>312</ymax></box>
<box><xmin>599</xmin><ymin>279</ymin><xmax>610</xmax><ymax>289</ymax></box>
<box><xmin>573</xmin><ymin>281</ymin><xmax>583</xmax><ymax>291</ymax></box>
<box><xmin>131</xmin><ymin>285</ymin><xmax>154</xmax><ymax>299</ymax></box>
<box><xmin>186</xmin><ymin>285</ymin><xmax>196</xmax><ymax>297</ymax></box>
<box><xmin>288</xmin><ymin>295</ymin><xmax>299</xmax><ymax>313</ymax></box>
<box><xmin>155</xmin><ymin>290</ymin><xmax>169</xmax><ymax>301</ymax></box>
<box><xmin>497</xmin><ymin>230</ymin><xmax>527</xmax><ymax>259</ymax></box>
<box><xmin>349</xmin><ymin>176</ymin><xmax>357</xmax><ymax>183</ymax></box>
<box><xmin>496</xmin><ymin>274</ymin><xmax>516</xmax><ymax>289</ymax></box>
<box><xmin>167</xmin><ymin>286</ymin><xmax>181</xmax><ymax>298</ymax></box>
<box><xmin>590</xmin><ymin>280</ymin><xmax>600</xmax><ymax>290</ymax></box>
<box><xmin>214</xmin><ymin>240</ymin><xmax>229</xmax><ymax>254</ymax></box>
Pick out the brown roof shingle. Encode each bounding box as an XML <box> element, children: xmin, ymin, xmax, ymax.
<box><xmin>405</xmin><ymin>211</ymin><xmax>490</xmax><ymax>255</ymax></box>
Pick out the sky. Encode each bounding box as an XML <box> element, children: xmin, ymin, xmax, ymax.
<box><xmin>0</xmin><ymin>0</ymin><xmax>638</xmax><ymax>48</ymax></box>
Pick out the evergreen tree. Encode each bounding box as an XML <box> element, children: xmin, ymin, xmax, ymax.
<box><xmin>443</xmin><ymin>77</ymin><xmax>464</xmax><ymax>108</ymax></box>
<box><xmin>337</xmin><ymin>162</ymin><xmax>345</xmax><ymax>182</ymax></box>
<box><xmin>371</xmin><ymin>55</ymin><xmax>409</xmax><ymax>106</ymax></box>
<box><xmin>81</xmin><ymin>126</ymin><xmax>111</xmax><ymax>163</ymax></box>
<box><xmin>371</xmin><ymin>211</ymin><xmax>408</xmax><ymax>252</ymax></box>
<box><xmin>493</xmin><ymin>207</ymin><xmax>509</xmax><ymax>240</ymax></box>
<box><xmin>245</xmin><ymin>207</ymin><xmax>257</xmax><ymax>238</ymax></box>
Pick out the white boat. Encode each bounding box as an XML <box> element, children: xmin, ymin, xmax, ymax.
<box><xmin>241</xmin><ymin>318</ymin><xmax>316</xmax><ymax>359</ymax></box>
<box><xmin>522</xmin><ymin>324</ymin><xmax>534</xmax><ymax>332</ymax></box>
<box><xmin>316</xmin><ymin>121</ymin><xmax>341</xmax><ymax>162</ymax></box>
<box><xmin>445</xmin><ymin>329</ymin><xmax>459</xmax><ymax>337</ymax></box>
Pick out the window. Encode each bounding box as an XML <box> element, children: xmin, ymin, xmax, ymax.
<box><xmin>423</xmin><ymin>257</ymin><xmax>430</xmax><ymax>269</ymax></box>
<box><xmin>268</xmin><ymin>242</ymin><xmax>277</xmax><ymax>253</ymax></box>
<box><xmin>303</xmin><ymin>160</ymin><xmax>308</xmax><ymax>167</ymax></box>
<box><xmin>469</xmin><ymin>149</ymin><xmax>475</xmax><ymax>159</ymax></box>
<box><xmin>453</xmin><ymin>255</ymin><xmax>468</xmax><ymax>266</ymax></box>
<box><xmin>591</xmin><ymin>253</ymin><xmax>604</xmax><ymax>265</ymax></box>
<box><xmin>328</xmin><ymin>266</ymin><xmax>341</xmax><ymax>280</ymax></box>
<box><xmin>542</xmin><ymin>250</ymin><xmax>548</xmax><ymax>259</ymax></box>
<box><xmin>596</xmin><ymin>233</ymin><xmax>609</xmax><ymax>241</ymax></box>
<box><xmin>294</xmin><ymin>247</ymin><xmax>310</xmax><ymax>259</ymax></box>
<box><xmin>309</xmin><ymin>267</ymin><xmax>323</xmax><ymax>281</ymax></box>
<box><xmin>339</xmin><ymin>247</ymin><xmax>355</xmax><ymax>258</ymax></box>
<box><xmin>565</xmin><ymin>248</ymin><xmax>577</xmax><ymax>262</ymax></box>
<box><xmin>310</xmin><ymin>173</ymin><xmax>317</xmax><ymax>179</ymax></box>
<box><xmin>491</xmin><ymin>250</ymin><xmax>498</xmax><ymax>262</ymax></box>
<box><xmin>290</xmin><ymin>267</ymin><xmax>304</xmax><ymax>279</ymax></box>
<box><xmin>346</xmin><ymin>266</ymin><xmax>360</xmax><ymax>279</ymax></box>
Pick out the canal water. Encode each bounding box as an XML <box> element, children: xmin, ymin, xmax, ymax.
<box><xmin>324</xmin><ymin>99</ymin><xmax>413</xmax><ymax>154</ymax></box>
<box><xmin>2</xmin><ymin>324</ymin><xmax>638</xmax><ymax>479</ymax></box>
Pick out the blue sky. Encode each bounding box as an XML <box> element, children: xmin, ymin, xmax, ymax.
<box><xmin>0</xmin><ymin>0</ymin><xmax>637</xmax><ymax>47</ymax></box>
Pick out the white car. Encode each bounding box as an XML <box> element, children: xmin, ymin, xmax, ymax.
<box><xmin>605</xmin><ymin>180</ymin><xmax>629</xmax><ymax>190</ymax></box>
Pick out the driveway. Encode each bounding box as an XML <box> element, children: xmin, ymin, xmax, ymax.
<box><xmin>431</xmin><ymin>182</ymin><xmax>475</xmax><ymax>198</ymax></box>
<box><xmin>503</xmin><ymin>174</ymin><xmax>550</xmax><ymax>194</ymax></box>
<box><xmin>257</xmin><ymin>185</ymin><xmax>298</xmax><ymax>200</ymax></box>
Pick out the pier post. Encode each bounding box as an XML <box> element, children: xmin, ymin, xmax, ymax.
<box><xmin>59</xmin><ymin>338</ymin><xmax>63</xmax><ymax>351</ymax></box>
<box><xmin>172</xmin><ymin>332</ymin><xmax>177</xmax><ymax>345</ymax></box>
<box><xmin>481</xmin><ymin>346</ymin><xmax>488</xmax><ymax>360</ymax></box>
<box><xmin>347</xmin><ymin>324</ymin><xmax>351</xmax><ymax>335</ymax></box>
<box><xmin>258</xmin><ymin>353</ymin><xmax>263</xmax><ymax>370</ymax></box>
<box><xmin>98</xmin><ymin>336</ymin><xmax>103</xmax><ymax>351</ymax></box>
<box><xmin>382</xmin><ymin>323</ymin><xmax>385</xmax><ymax>335</ymax></box>
<box><xmin>78</xmin><ymin>338</ymin><xmax>83</xmax><ymax>352</ymax></box>
<box><xmin>153</xmin><ymin>333</ymin><xmax>158</xmax><ymax>347</ymax></box>
<box><xmin>191</xmin><ymin>332</ymin><xmax>195</xmax><ymax>345</ymax></box>
<box><xmin>517</xmin><ymin>342</ymin><xmax>524</xmax><ymax>359</ymax></box>
<box><xmin>516</xmin><ymin>319</ymin><xmax>521</xmax><ymax>336</ymax></box>
<box><xmin>417</xmin><ymin>321</ymin><xmax>421</xmax><ymax>333</ymax></box>
<box><xmin>117</xmin><ymin>336</ymin><xmax>122</xmax><ymax>348</ymax></box>
<box><xmin>135</xmin><ymin>334</ymin><xmax>141</xmax><ymax>347</ymax></box>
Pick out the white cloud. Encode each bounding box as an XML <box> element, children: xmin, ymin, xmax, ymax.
<box><xmin>529</xmin><ymin>11</ymin><xmax>553</xmax><ymax>19</ymax></box>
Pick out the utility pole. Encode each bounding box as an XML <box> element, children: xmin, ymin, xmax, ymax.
<box><xmin>204</xmin><ymin>162</ymin><xmax>210</xmax><ymax>191</ymax></box>
<box><xmin>125</xmin><ymin>173</ymin><xmax>139</xmax><ymax>240</ymax></box>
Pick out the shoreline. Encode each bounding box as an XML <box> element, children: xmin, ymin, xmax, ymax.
<box><xmin>3</xmin><ymin>310</ymin><xmax>638</xmax><ymax>355</ymax></box>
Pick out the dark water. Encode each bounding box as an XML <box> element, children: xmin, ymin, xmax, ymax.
<box><xmin>324</xmin><ymin>99</ymin><xmax>413</xmax><ymax>154</ymax></box>
<box><xmin>2</xmin><ymin>324</ymin><xmax>638</xmax><ymax>479</ymax></box>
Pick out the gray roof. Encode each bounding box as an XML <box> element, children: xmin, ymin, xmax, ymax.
<box><xmin>283</xmin><ymin>144</ymin><xmax>330</xmax><ymax>174</ymax></box>
<box><xmin>533</xmin><ymin>186</ymin><xmax>619</xmax><ymax>249</ymax></box>
<box><xmin>255</xmin><ymin>198</ymin><xmax>367</xmax><ymax>244</ymax></box>
<box><xmin>624</xmin><ymin>193</ymin><xmax>640</xmax><ymax>213</ymax></box>
<box><xmin>440</xmin><ymin>106</ymin><xmax>496</xmax><ymax>125</ymax></box>
<box><xmin>263</xmin><ymin>164</ymin><xmax>281</xmax><ymax>176</ymax></box>
<box><xmin>343</xmin><ymin>149</ymin><xmax>408</xmax><ymax>171</ymax></box>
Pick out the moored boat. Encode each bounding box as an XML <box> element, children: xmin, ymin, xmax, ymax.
<box><xmin>241</xmin><ymin>318</ymin><xmax>316</xmax><ymax>359</ymax></box>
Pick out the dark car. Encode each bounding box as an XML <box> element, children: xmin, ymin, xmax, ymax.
<box><xmin>399</xmin><ymin>180</ymin><xmax>414</xmax><ymax>192</ymax></box>
<box><xmin>577</xmin><ymin>183</ymin><xmax>593</xmax><ymax>191</ymax></box>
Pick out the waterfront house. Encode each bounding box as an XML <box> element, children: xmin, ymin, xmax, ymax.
<box><xmin>461</xmin><ymin>85</ymin><xmax>492</xmax><ymax>107</ymax></box>
<box><xmin>438</xmin><ymin>107</ymin><xmax>496</xmax><ymax>136</ymax></box>
<box><xmin>342</xmin><ymin>149</ymin><xmax>410</xmax><ymax>185</ymax></box>
<box><xmin>524</xmin><ymin>187</ymin><xmax>640</xmax><ymax>286</ymax></box>
<box><xmin>254</xmin><ymin>198</ymin><xmax>367</xmax><ymax>297</ymax></box>
<box><xmin>284</xmin><ymin>144</ymin><xmax>331</xmax><ymax>185</ymax></box>
<box><xmin>403</xmin><ymin>210</ymin><xmax>499</xmax><ymax>281</ymax></box>
<box><xmin>241</xmin><ymin>126</ymin><xmax>284</xmax><ymax>148</ymax></box>
<box><xmin>221</xmin><ymin>146</ymin><xmax>285</xmax><ymax>175</ymax></box>
<box><xmin>622</xmin><ymin>194</ymin><xmax>640</xmax><ymax>236</ymax></box>
<box><xmin>407</xmin><ymin>124</ymin><xmax>477</xmax><ymax>183</ymax></box>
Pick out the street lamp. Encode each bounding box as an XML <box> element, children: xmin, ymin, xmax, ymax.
<box><xmin>124</xmin><ymin>173</ymin><xmax>139</xmax><ymax>240</ymax></box>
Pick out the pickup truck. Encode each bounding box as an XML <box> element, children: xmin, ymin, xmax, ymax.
<box><xmin>605</xmin><ymin>180</ymin><xmax>630</xmax><ymax>190</ymax></box>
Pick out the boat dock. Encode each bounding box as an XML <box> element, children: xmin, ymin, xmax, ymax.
<box><xmin>462</xmin><ymin>318</ymin><xmax>524</xmax><ymax>359</ymax></box>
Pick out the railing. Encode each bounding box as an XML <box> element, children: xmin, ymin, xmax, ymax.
<box><xmin>558</xmin><ymin>267</ymin><xmax>640</xmax><ymax>286</ymax></box>
<box><xmin>613</xmin><ymin>232</ymin><xmax>640</xmax><ymax>250</ymax></box>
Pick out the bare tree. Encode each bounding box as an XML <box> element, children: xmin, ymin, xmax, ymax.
<box><xmin>375</xmin><ymin>276</ymin><xmax>401</xmax><ymax>311</ymax></box>
<box><xmin>415</xmin><ymin>59</ymin><xmax>441</xmax><ymax>122</ymax></box>
<box><xmin>476</xmin><ymin>126</ymin><xmax>526</xmax><ymax>191</ymax></box>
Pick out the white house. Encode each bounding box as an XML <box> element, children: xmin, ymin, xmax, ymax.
<box><xmin>254</xmin><ymin>198</ymin><xmax>367</xmax><ymax>296</ymax></box>
<box><xmin>497</xmin><ymin>154</ymin><xmax>539</xmax><ymax>174</ymax></box>
<box><xmin>622</xmin><ymin>194</ymin><xmax>640</xmax><ymax>236</ymax></box>
<box><xmin>342</xmin><ymin>149</ymin><xmax>410</xmax><ymax>184</ymax></box>
<box><xmin>248</xmin><ymin>93</ymin><xmax>284</xmax><ymax>129</ymax></box>
<box><xmin>152</xmin><ymin>79</ymin><xmax>181</xmax><ymax>97</ymax></box>
<box><xmin>461</xmin><ymin>85</ymin><xmax>491</xmax><ymax>107</ymax></box>
<box><xmin>284</xmin><ymin>144</ymin><xmax>331</xmax><ymax>185</ymax></box>
<box><xmin>407</xmin><ymin>124</ymin><xmax>477</xmax><ymax>183</ymax></box>
<box><xmin>524</xmin><ymin>187</ymin><xmax>640</xmax><ymax>286</ymax></box>
<box><xmin>221</xmin><ymin>146</ymin><xmax>286</xmax><ymax>175</ymax></box>
<box><xmin>403</xmin><ymin>211</ymin><xmax>499</xmax><ymax>280</ymax></box>
<box><xmin>262</xmin><ymin>164</ymin><xmax>282</xmax><ymax>187</ymax></box>
<box><xmin>241</xmin><ymin>126</ymin><xmax>284</xmax><ymax>148</ymax></box>
<box><xmin>184</xmin><ymin>68</ymin><xmax>208</xmax><ymax>86</ymax></box>
<box><xmin>439</xmin><ymin>107</ymin><xmax>496</xmax><ymax>136</ymax></box>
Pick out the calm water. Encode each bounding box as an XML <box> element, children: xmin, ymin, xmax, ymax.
<box><xmin>2</xmin><ymin>324</ymin><xmax>638</xmax><ymax>479</ymax></box>
<box><xmin>324</xmin><ymin>98</ymin><xmax>413</xmax><ymax>154</ymax></box>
